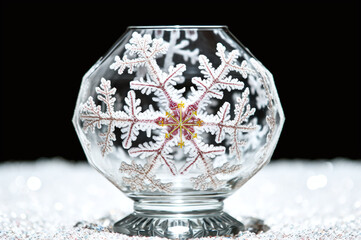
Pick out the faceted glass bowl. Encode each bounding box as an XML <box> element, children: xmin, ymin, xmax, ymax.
<box><xmin>73</xmin><ymin>25</ymin><xmax>284</xmax><ymax>238</ymax></box>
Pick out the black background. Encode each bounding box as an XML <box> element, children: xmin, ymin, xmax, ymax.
<box><xmin>1</xmin><ymin>0</ymin><xmax>360</xmax><ymax>162</ymax></box>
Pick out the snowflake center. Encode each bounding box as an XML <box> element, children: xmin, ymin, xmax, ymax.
<box><xmin>158</xmin><ymin>102</ymin><xmax>203</xmax><ymax>148</ymax></box>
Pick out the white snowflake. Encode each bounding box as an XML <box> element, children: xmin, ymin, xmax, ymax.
<box><xmin>80</xmin><ymin>32</ymin><xmax>258</xmax><ymax>192</ymax></box>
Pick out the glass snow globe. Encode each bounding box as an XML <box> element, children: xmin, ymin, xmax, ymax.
<box><xmin>73</xmin><ymin>25</ymin><xmax>284</xmax><ymax>239</ymax></box>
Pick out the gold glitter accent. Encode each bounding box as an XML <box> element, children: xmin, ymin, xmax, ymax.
<box><xmin>160</xmin><ymin>102</ymin><xmax>201</xmax><ymax>147</ymax></box>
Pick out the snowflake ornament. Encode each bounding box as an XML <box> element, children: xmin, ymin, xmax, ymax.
<box><xmin>80</xmin><ymin>32</ymin><xmax>260</xmax><ymax>192</ymax></box>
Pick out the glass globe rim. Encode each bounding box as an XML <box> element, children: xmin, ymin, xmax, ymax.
<box><xmin>127</xmin><ymin>25</ymin><xmax>228</xmax><ymax>30</ymax></box>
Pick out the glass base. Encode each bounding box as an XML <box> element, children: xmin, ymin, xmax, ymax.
<box><xmin>113</xmin><ymin>211</ymin><xmax>244</xmax><ymax>239</ymax></box>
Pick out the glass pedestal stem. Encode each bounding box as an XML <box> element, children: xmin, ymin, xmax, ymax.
<box><xmin>114</xmin><ymin>200</ymin><xmax>244</xmax><ymax>239</ymax></box>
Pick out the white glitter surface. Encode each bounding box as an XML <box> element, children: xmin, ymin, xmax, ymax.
<box><xmin>0</xmin><ymin>158</ymin><xmax>360</xmax><ymax>240</ymax></box>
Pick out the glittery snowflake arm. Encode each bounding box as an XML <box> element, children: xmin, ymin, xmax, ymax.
<box><xmin>199</xmin><ymin>88</ymin><xmax>257</xmax><ymax>161</ymax></box>
<box><xmin>163</xmin><ymin>30</ymin><xmax>200</xmax><ymax>70</ymax></box>
<box><xmin>128</xmin><ymin>136</ymin><xmax>177</xmax><ymax>176</ymax></box>
<box><xmin>191</xmin><ymin>162</ymin><xmax>241</xmax><ymax>190</ymax></box>
<box><xmin>119</xmin><ymin>136</ymin><xmax>176</xmax><ymax>192</ymax></box>
<box><xmin>130</xmin><ymin>64</ymin><xmax>186</xmax><ymax>107</ymax></box>
<box><xmin>120</xmin><ymin>161</ymin><xmax>172</xmax><ymax>193</ymax></box>
<box><xmin>80</xmin><ymin>78</ymin><xmax>161</xmax><ymax>156</ymax></box>
<box><xmin>179</xmin><ymin>139</ymin><xmax>224</xmax><ymax>174</ymax></box>
<box><xmin>188</xmin><ymin>43</ymin><xmax>253</xmax><ymax>111</ymax></box>
<box><xmin>120</xmin><ymin>90</ymin><xmax>157</xmax><ymax>149</ymax></box>
<box><xmin>110</xmin><ymin>32</ymin><xmax>186</xmax><ymax>109</ymax></box>
<box><xmin>250</xmin><ymin>58</ymin><xmax>276</xmax><ymax>145</ymax></box>
<box><xmin>179</xmin><ymin>139</ymin><xmax>240</xmax><ymax>190</ymax></box>
<box><xmin>110</xmin><ymin>34</ymin><xmax>168</xmax><ymax>75</ymax></box>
